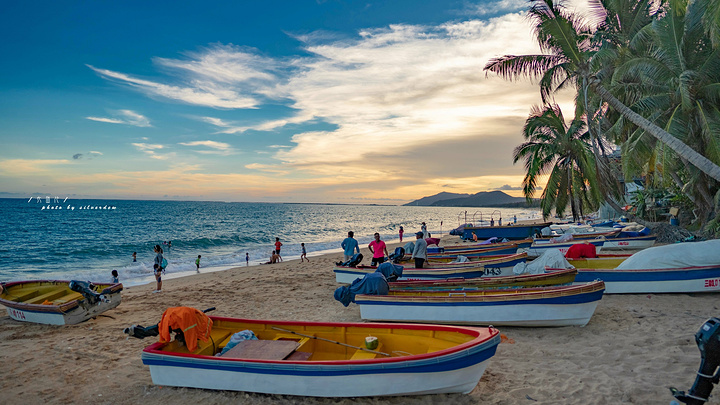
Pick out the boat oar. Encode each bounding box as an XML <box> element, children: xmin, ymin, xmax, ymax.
<box><xmin>271</xmin><ymin>326</ymin><xmax>391</xmax><ymax>357</ymax></box>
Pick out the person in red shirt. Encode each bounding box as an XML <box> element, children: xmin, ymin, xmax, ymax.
<box><xmin>274</xmin><ymin>237</ymin><xmax>283</xmax><ymax>261</ymax></box>
<box><xmin>368</xmin><ymin>232</ymin><xmax>389</xmax><ymax>266</ymax></box>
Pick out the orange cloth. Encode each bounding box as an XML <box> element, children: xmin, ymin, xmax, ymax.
<box><xmin>158</xmin><ymin>307</ymin><xmax>213</xmax><ymax>352</ymax></box>
<box><xmin>565</xmin><ymin>243</ymin><xmax>598</xmax><ymax>259</ymax></box>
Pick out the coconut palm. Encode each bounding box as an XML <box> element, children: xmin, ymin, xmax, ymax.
<box><xmin>484</xmin><ymin>0</ymin><xmax>720</xmax><ymax>183</ymax></box>
<box><xmin>603</xmin><ymin>0</ymin><xmax>720</xmax><ymax>220</ymax></box>
<box><xmin>514</xmin><ymin>104</ymin><xmax>600</xmax><ymax>220</ymax></box>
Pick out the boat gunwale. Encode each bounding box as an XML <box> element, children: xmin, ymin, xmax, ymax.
<box><xmin>554</xmin><ymin>264</ymin><xmax>720</xmax><ymax>273</ymax></box>
<box><xmin>388</xmin><ymin>268</ymin><xmax>578</xmax><ymax>289</ymax></box>
<box><xmin>142</xmin><ymin>318</ymin><xmax>500</xmax><ymax>366</ymax></box>
<box><xmin>356</xmin><ymin>280</ymin><xmax>606</xmax><ymax>303</ymax></box>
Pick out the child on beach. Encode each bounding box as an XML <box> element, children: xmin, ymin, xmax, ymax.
<box><xmin>153</xmin><ymin>244</ymin><xmax>163</xmax><ymax>293</ymax></box>
<box><xmin>195</xmin><ymin>255</ymin><xmax>201</xmax><ymax>273</ymax></box>
<box><xmin>111</xmin><ymin>269</ymin><xmax>119</xmax><ymax>283</ymax></box>
<box><xmin>246</xmin><ymin>253</ymin><xmax>249</xmax><ymax>266</ymax></box>
<box><xmin>399</xmin><ymin>226</ymin><xmax>404</xmax><ymax>242</ymax></box>
<box><xmin>274</xmin><ymin>238</ymin><xmax>283</xmax><ymax>261</ymax></box>
<box><xmin>300</xmin><ymin>243</ymin><xmax>309</xmax><ymax>262</ymax></box>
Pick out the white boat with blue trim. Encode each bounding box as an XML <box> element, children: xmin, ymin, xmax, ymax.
<box><xmin>140</xmin><ymin>315</ymin><xmax>501</xmax><ymax>397</ymax></box>
<box><xmin>355</xmin><ymin>281</ymin><xmax>605</xmax><ymax>327</ymax></box>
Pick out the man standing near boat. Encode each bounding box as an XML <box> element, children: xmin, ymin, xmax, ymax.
<box><xmin>412</xmin><ymin>232</ymin><xmax>428</xmax><ymax>268</ymax></box>
<box><xmin>341</xmin><ymin>231</ymin><xmax>360</xmax><ymax>263</ymax></box>
<box><xmin>368</xmin><ymin>233</ymin><xmax>389</xmax><ymax>266</ymax></box>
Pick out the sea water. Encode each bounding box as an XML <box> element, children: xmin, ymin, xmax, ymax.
<box><xmin>0</xmin><ymin>198</ymin><xmax>540</xmax><ymax>286</ymax></box>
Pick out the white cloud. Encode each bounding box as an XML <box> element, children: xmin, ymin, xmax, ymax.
<box><xmin>86</xmin><ymin>109</ymin><xmax>151</xmax><ymax>127</ymax></box>
<box><xmin>179</xmin><ymin>140</ymin><xmax>235</xmax><ymax>155</ymax></box>
<box><xmin>86</xmin><ymin>44</ymin><xmax>279</xmax><ymax>109</ymax></box>
<box><xmin>131</xmin><ymin>143</ymin><xmax>170</xmax><ymax>160</ymax></box>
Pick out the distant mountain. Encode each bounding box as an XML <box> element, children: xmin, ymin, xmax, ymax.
<box><xmin>402</xmin><ymin>192</ymin><xmax>470</xmax><ymax>206</ymax></box>
<box><xmin>404</xmin><ymin>191</ymin><xmax>526</xmax><ymax>207</ymax></box>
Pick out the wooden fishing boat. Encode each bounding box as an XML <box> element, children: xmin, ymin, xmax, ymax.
<box><xmin>0</xmin><ymin>280</ymin><xmax>123</xmax><ymax>325</ymax></box>
<box><xmin>356</xmin><ymin>281</ymin><xmax>605</xmax><ymax>327</ymax></box>
<box><xmin>565</xmin><ymin>254</ymin><xmax>632</xmax><ymax>269</ymax></box>
<box><xmin>564</xmin><ymin>264</ymin><xmax>720</xmax><ymax>293</ymax></box>
<box><xmin>533</xmin><ymin>230</ymin><xmax>620</xmax><ymax>243</ymax></box>
<box><xmin>333</xmin><ymin>253</ymin><xmax>528</xmax><ymax>283</ymax></box>
<box><xmin>388</xmin><ymin>268</ymin><xmax>577</xmax><ymax>291</ymax></box>
<box><xmin>461</xmin><ymin>222</ymin><xmax>553</xmax><ymax>241</ymax></box>
<box><xmin>428</xmin><ymin>238</ymin><xmax>533</xmax><ymax>254</ymax></box>
<box><xmin>424</xmin><ymin>244</ymin><xmax>520</xmax><ymax>260</ymax></box>
<box><xmin>524</xmin><ymin>239</ymin><xmax>605</xmax><ymax>257</ymax></box>
<box><xmin>602</xmin><ymin>234</ymin><xmax>656</xmax><ymax>249</ymax></box>
<box><xmin>141</xmin><ymin>316</ymin><xmax>501</xmax><ymax>397</ymax></box>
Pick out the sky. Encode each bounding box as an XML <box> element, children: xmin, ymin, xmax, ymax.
<box><xmin>0</xmin><ymin>0</ymin><xmax>587</xmax><ymax>204</ymax></box>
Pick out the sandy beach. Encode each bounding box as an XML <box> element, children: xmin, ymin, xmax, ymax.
<box><xmin>2</xmin><ymin>242</ymin><xmax>719</xmax><ymax>405</ymax></box>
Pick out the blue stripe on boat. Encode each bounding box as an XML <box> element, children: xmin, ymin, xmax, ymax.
<box><xmin>141</xmin><ymin>335</ymin><xmax>500</xmax><ymax>376</ymax></box>
<box><xmin>355</xmin><ymin>289</ymin><xmax>604</xmax><ymax>306</ymax></box>
<box><xmin>575</xmin><ymin>266</ymin><xmax>720</xmax><ymax>282</ymax></box>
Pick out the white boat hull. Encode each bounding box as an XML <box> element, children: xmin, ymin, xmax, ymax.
<box><xmin>358</xmin><ymin>300</ymin><xmax>601</xmax><ymax>327</ymax></box>
<box><xmin>147</xmin><ymin>359</ymin><xmax>491</xmax><ymax>396</ymax></box>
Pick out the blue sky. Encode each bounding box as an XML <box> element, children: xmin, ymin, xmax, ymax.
<box><xmin>0</xmin><ymin>0</ymin><xmax>585</xmax><ymax>204</ymax></box>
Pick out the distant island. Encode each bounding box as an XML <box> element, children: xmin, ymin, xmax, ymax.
<box><xmin>403</xmin><ymin>191</ymin><xmax>540</xmax><ymax>208</ymax></box>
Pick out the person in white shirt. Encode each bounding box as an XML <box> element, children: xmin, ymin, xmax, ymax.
<box><xmin>411</xmin><ymin>232</ymin><xmax>428</xmax><ymax>268</ymax></box>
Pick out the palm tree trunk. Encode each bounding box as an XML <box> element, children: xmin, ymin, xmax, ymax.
<box><xmin>592</xmin><ymin>82</ymin><xmax>720</xmax><ymax>182</ymax></box>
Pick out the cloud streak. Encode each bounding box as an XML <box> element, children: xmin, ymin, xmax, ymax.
<box><xmin>86</xmin><ymin>110</ymin><xmax>151</xmax><ymax>127</ymax></box>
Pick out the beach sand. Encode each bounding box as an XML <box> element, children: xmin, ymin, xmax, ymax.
<box><xmin>1</xmin><ymin>243</ymin><xmax>719</xmax><ymax>405</ymax></box>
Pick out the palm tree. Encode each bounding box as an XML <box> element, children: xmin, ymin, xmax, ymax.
<box><xmin>484</xmin><ymin>0</ymin><xmax>720</xmax><ymax>183</ymax></box>
<box><xmin>601</xmin><ymin>0</ymin><xmax>720</xmax><ymax>220</ymax></box>
<box><xmin>514</xmin><ymin>104</ymin><xmax>601</xmax><ymax>220</ymax></box>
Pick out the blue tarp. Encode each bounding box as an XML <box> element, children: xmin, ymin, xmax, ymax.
<box><xmin>376</xmin><ymin>262</ymin><xmax>404</xmax><ymax>280</ymax></box>
<box><xmin>617</xmin><ymin>227</ymin><xmax>651</xmax><ymax>238</ymax></box>
<box><xmin>333</xmin><ymin>272</ymin><xmax>389</xmax><ymax>307</ymax></box>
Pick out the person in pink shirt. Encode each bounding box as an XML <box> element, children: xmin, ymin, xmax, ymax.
<box><xmin>368</xmin><ymin>232</ymin><xmax>389</xmax><ymax>266</ymax></box>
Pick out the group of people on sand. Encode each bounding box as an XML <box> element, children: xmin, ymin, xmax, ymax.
<box><xmin>264</xmin><ymin>237</ymin><xmax>310</xmax><ymax>264</ymax></box>
<box><xmin>341</xmin><ymin>223</ymin><xmax>428</xmax><ymax>268</ymax></box>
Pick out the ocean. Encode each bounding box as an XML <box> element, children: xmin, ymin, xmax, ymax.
<box><xmin>0</xmin><ymin>198</ymin><xmax>540</xmax><ymax>287</ymax></box>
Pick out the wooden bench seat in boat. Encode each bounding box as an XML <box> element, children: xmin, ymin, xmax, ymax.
<box><xmin>24</xmin><ymin>289</ymin><xmax>69</xmax><ymax>305</ymax></box>
<box><xmin>7</xmin><ymin>290</ymin><xmax>41</xmax><ymax>303</ymax></box>
<box><xmin>221</xmin><ymin>340</ymin><xmax>300</xmax><ymax>360</ymax></box>
<box><xmin>191</xmin><ymin>328</ymin><xmax>232</xmax><ymax>356</ymax></box>
<box><xmin>52</xmin><ymin>292</ymin><xmax>83</xmax><ymax>304</ymax></box>
<box><xmin>350</xmin><ymin>343</ymin><xmax>384</xmax><ymax>360</ymax></box>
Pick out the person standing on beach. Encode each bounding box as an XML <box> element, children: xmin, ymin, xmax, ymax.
<box><xmin>411</xmin><ymin>232</ymin><xmax>428</xmax><ymax>268</ymax></box>
<box><xmin>368</xmin><ymin>233</ymin><xmax>389</xmax><ymax>266</ymax></box>
<box><xmin>421</xmin><ymin>222</ymin><xmax>428</xmax><ymax>239</ymax></box>
<box><xmin>399</xmin><ymin>226</ymin><xmax>404</xmax><ymax>242</ymax></box>
<box><xmin>132</xmin><ymin>252</ymin><xmax>137</xmax><ymax>262</ymax></box>
<box><xmin>341</xmin><ymin>231</ymin><xmax>360</xmax><ymax>263</ymax></box>
<box><xmin>300</xmin><ymin>243</ymin><xmax>309</xmax><ymax>262</ymax></box>
<box><xmin>246</xmin><ymin>253</ymin><xmax>249</xmax><ymax>266</ymax></box>
<box><xmin>153</xmin><ymin>244</ymin><xmax>164</xmax><ymax>293</ymax></box>
<box><xmin>195</xmin><ymin>255</ymin><xmax>201</xmax><ymax>273</ymax></box>
<box><xmin>274</xmin><ymin>238</ymin><xmax>283</xmax><ymax>261</ymax></box>
<box><xmin>513</xmin><ymin>215</ymin><xmax>517</xmax><ymax>224</ymax></box>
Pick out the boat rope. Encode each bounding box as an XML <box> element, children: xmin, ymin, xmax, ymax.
<box><xmin>270</xmin><ymin>326</ymin><xmax>391</xmax><ymax>357</ymax></box>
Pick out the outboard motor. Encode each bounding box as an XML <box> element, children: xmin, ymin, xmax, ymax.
<box><xmin>388</xmin><ymin>247</ymin><xmax>405</xmax><ymax>263</ymax></box>
<box><xmin>670</xmin><ymin>317</ymin><xmax>720</xmax><ymax>404</ymax></box>
<box><xmin>69</xmin><ymin>280</ymin><xmax>108</xmax><ymax>304</ymax></box>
